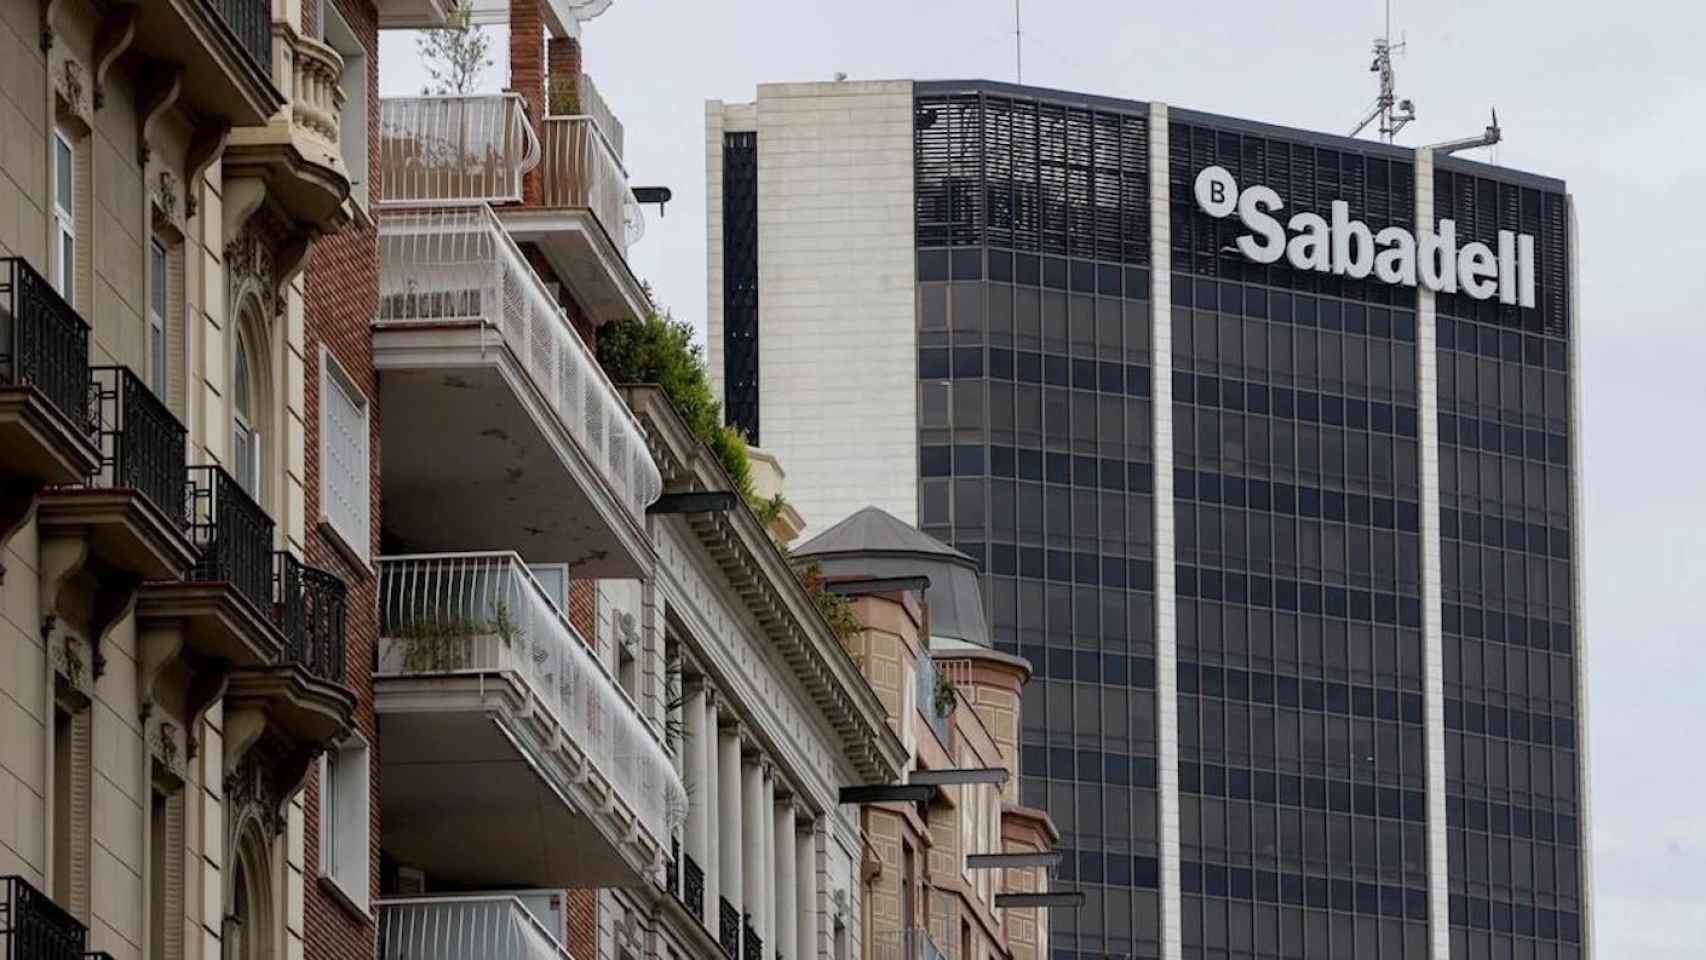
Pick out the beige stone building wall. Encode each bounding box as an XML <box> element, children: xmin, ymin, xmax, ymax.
<box><xmin>0</xmin><ymin>0</ymin><xmax>331</xmax><ymax>958</ymax></box>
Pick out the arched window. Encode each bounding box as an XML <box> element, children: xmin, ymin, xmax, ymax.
<box><xmin>233</xmin><ymin>330</ymin><xmax>261</xmax><ymax>498</ymax></box>
<box><xmin>226</xmin><ymin>820</ymin><xmax>273</xmax><ymax>960</ymax></box>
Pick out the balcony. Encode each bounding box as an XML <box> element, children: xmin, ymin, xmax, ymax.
<box><xmin>378</xmin><ymin>94</ymin><xmax>540</xmax><ymax>207</ymax></box>
<box><xmin>378</xmin><ymin>895</ymin><xmax>571</xmax><ymax>960</ymax></box>
<box><xmin>498</xmin><ymin>116</ymin><xmax>648</xmax><ymax>327</ymax></box>
<box><xmin>0</xmin><ymin>258</ymin><xmax>99</xmax><ymax>489</ymax></box>
<box><xmin>223</xmin><ymin>24</ymin><xmax>351</xmax><ymax>239</ymax></box>
<box><xmin>120</xmin><ymin>0</ymin><xmax>282</xmax><ymax>127</ymax></box>
<box><xmin>374</xmin><ymin>552</ymin><xmax>685</xmax><ymax>887</ymax></box>
<box><xmin>915</xmin><ymin>651</ymin><xmax>954</xmax><ymax>748</ymax></box>
<box><xmin>36</xmin><ymin>367</ymin><xmax>196</xmax><ymax>588</ymax></box>
<box><xmin>374</xmin><ymin>206</ymin><xmax>659</xmax><ymax>578</ymax></box>
<box><xmin>222</xmin><ymin>550</ymin><xmax>355</xmax><ymax>754</ymax></box>
<box><xmin>375</xmin><ymin>0</ymin><xmax>457</xmax><ymax>28</ymax></box>
<box><xmin>0</xmin><ymin>876</ymin><xmax>86</xmax><ymax>960</ymax></box>
<box><xmin>869</xmin><ymin>929</ymin><xmax>948</xmax><ymax>960</ymax></box>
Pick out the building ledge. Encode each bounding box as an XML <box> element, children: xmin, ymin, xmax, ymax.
<box><xmin>37</xmin><ymin>488</ymin><xmax>196</xmax><ymax>583</ymax></box>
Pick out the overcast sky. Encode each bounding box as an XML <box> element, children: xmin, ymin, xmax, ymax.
<box><xmin>381</xmin><ymin>1</ymin><xmax>1706</xmax><ymax>954</ymax></box>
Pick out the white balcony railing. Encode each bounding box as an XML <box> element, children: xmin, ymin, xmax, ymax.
<box><xmin>577</xmin><ymin>73</ymin><xmax>623</xmax><ymax>161</ymax></box>
<box><xmin>538</xmin><ymin>116</ymin><xmax>643</xmax><ymax>250</ymax></box>
<box><xmin>375</xmin><ymin>205</ymin><xmax>662</xmax><ymax>518</ymax></box>
<box><xmin>378</xmin><ymin>94</ymin><xmax>541</xmax><ymax>206</ymax></box>
<box><xmin>376</xmin><ymin>552</ymin><xmax>686</xmax><ymax>846</ymax></box>
<box><xmin>379</xmin><ymin>895</ymin><xmax>570</xmax><ymax>960</ymax></box>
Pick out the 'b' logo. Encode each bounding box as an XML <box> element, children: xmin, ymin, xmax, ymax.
<box><xmin>1195</xmin><ymin>166</ymin><xmax>1238</xmax><ymax>218</ymax></box>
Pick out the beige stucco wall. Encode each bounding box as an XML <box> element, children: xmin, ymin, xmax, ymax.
<box><xmin>0</xmin><ymin>1</ymin><xmax>314</xmax><ymax>959</ymax></box>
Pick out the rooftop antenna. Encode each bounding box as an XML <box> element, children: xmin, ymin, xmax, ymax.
<box><xmin>1349</xmin><ymin>0</ymin><xmax>1415</xmax><ymax>142</ymax></box>
<box><xmin>1014</xmin><ymin>0</ymin><xmax>1023</xmax><ymax>83</ymax></box>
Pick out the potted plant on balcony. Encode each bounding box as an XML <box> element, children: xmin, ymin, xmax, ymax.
<box><xmin>395</xmin><ymin>600</ymin><xmax>514</xmax><ymax>672</ymax></box>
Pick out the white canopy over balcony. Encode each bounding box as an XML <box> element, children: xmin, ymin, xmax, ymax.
<box><xmin>375</xmin><ymin>552</ymin><xmax>686</xmax><ymax>887</ymax></box>
<box><xmin>374</xmin><ymin>205</ymin><xmax>660</xmax><ymax>577</ymax></box>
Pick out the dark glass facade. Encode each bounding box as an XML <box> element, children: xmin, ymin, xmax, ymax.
<box><xmin>914</xmin><ymin>89</ymin><xmax>1162</xmax><ymax>959</ymax></box>
<box><xmin>906</xmin><ymin>83</ymin><xmax>1584</xmax><ymax>960</ymax></box>
<box><xmin>1169</xmin><ymin>116</ymin><xmax>1430</xmax><ymax>960</ymax></box>
<box><xmin>723</xmin><ymin>130</ymin><xmax>761</xmax><ymax>443</ymax></box>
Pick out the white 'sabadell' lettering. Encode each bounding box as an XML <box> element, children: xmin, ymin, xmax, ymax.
<box><xmin>1194</xmin><ymin>165</ymin><xmax>1536</xmax><ymax>308</ymax></box>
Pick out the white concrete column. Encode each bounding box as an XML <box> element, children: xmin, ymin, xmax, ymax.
<box><xmin>1148</xmin><ymin>100</ymin><xmax>1183</xmax><ymax>960</ymax></box>
<box><xmin>762</xmin><ymin>767</ymin><xmax>776</xmax><ymax>960</ymax></box>
<box><xmin>742</xmin><ymin>751</ymin><xmax>764</xmax><ymax>940</ymax></box>
<box><xmin>775</xmin><ymin>799</ymin><xmax>796</xmax><ymax>960</ymax></box>
<box><xmin>795</xmin><ymin>819</ymin><xmax>816</xmax><ymax>960</ymax></box>
<box><xmin>1414</xmin><ymin>146</ymin><xmax>1452</xmax><ymax>960</ymax></box>
<box><xmin>685</xmin><ymin>681</ymin><xmax>709</xmax><ymax>910</ymax></box>
<box><xmin>719</xmin><ymin>720</ymin><xmax>744</xmax><ymax>925</ymax></box>
<box><xmin>704</xmin><ymin>696</ymin><xmax>722</xmax><ymax>928</ymax></box>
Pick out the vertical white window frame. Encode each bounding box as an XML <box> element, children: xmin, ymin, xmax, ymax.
<box><xmin>233</xmin><ymin>332</ymin><xmax>261</xmax><ymax>499</ymax></box>
<box><xmin>52</xmin><ymin>131</ymin><xmax>75</xmax><ymax>302</ymax></box>
<box><xmin>319</xmin><ymin>346</ymin><xmax>369</xmax><ymax>560</ymax></box>
<box><xmin>148</xmin><ymin>240</ymin><xmax>168</xmax><ymax>396</ymax></box>
<box><xmin>321</xmin><ymin>0</ymin><xmax>369</xmax><ymax>212</ymax></box>
<box><xmin>318</xmin><ymin>737</ymin><xmax>370</xmax><ymax>912</ymax></box>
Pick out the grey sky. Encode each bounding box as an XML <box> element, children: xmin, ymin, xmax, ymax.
<box><xmin>380</xmin><ymin>1</ymin><xmax>1706</xmax><ymax>954</ymax></box>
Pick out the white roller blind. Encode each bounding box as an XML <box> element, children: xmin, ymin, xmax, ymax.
<box><xmin>321</xmin><ymin>350</ymin><xmax>369</xmax><ymax>558</ymax></box>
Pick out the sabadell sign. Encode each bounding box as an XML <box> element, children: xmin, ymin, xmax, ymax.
<box><xmin>1193</xmin><ymin>165</ymin><xmax>1536</xmax><ymax>308</ymax></box>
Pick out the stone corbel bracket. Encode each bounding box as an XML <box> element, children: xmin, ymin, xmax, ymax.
<box><xmin>39</xmin><ymin>532</ymin><xmax>140</xmax><ymax>681</ymax></box>
<box><xmin>138</xmin><ymin>65</ymin><xmax>183</xmax><ymax>167</ymax></box>
<box><xmin>92</xmin><ymin>7</ymin><xmax>136</xmax><ymax>110</ymax></box>
<box><xmin>184</xmin><ymin>121</ymin><xmax>230</xmax><ymax>221</ymax></box>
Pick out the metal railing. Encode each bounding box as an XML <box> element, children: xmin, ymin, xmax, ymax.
<box><xmin>214</xmin><ymin>0</ymin><xmax>272</xmax><ymax>77</ymax></box>
<box><xmin>378</xmin><ymin>895</ymin><xmax>571</xmax><ymax>960</ymax></box>
<box><xmin>376</xmin><ymin>552</ymin><xmax>686</xmax><ymax>845</ymax></box>
<box><xmin>538</xmin><ymin>116</ymin><xmax>644</xmax><ymax>249</ymax></box>
<box><xmin>188</xmin><ymin>464</ymin><xmax>274</xmax><ymax>617</ymax></box>
<box><xmin>375</xmin><ymin>206</ymin><xmax>662</xmax><ymax>518</ymax></box>
<box><xmin>665</xmin><ymin>837</ymin><xmax>679</xmax><ymax>898</ymax></box>
<box><xmin>683</xmin><ymin>855</ymin><xmax>705</xmax><ymax>924</ymax></box>
<box><xmin>916</xmin><ymin>651</ymin><xmax>953</xmax><ymax>746</ymax></box>
<box><xmin>1</xmin><ymin>876</ymin><xmax>86</xmax><ymax>960</ymax></box>
<box><xmin>0</xmin><ymin>257</ymin><xmax>92</xmax><ymax>440</ymax></box>
<box><xmin>718</xmin><ymin>898</ymin><xmax>739</xmax><ymax>960</ymax></box>
<box><xmin>576</xmin><ymin>73</ymin><xmax>623</xmax><ymax>161</ymax></box>
<box><xmin>274</xmin><ymin>551</ymin><xmax>347</xmax><ymax>684</ymax></box>
<box><xmin>741</xmin><ymin>917</ymin><xmax>760</xmax><ymax>960</ymax></box>
<box><xmin>378</xmin><ymin>95</ymin><xmax>541</xmax><ymax>206</ymax></box>
<box><xmin>87</xmin><ymin>367</ymin><xmax>187</xmax><ymax>528</ymax></box>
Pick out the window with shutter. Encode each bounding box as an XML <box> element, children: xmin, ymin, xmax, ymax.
<box><xmin>320</xmin><ymin>349</ymin><xmax>369</xmax><ymax>560</ymax></box>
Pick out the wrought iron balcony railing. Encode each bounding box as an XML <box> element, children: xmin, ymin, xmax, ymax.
<box><xmin>0</xmin><ymin>257</ymin><xmax>93</xmax><ymax>439</ymax></box>
<box><xmin>683</xmin><ymin>854</ymin><xmax>705</xmax><ymax>924</ymax></box>
<box><xmin>374</xmin><ymin>206</ymin><xmax>662</xmax><ymax>519</ymax></box>
<box><xmin>274</xmin><ymin>551</ymin><xmax>347</xmax><ymax>684</ymax></box>
<box><xmin>538</xmin><ymin>116</ymin><xmax>643</xmax><ymax>250</ymax></box>
<box><xmin>741</xmin><ymin>917</ymin><xmax>760</xmax><ymax>960</ymax></box>
<box><xmin>665</xmin><ymin>837</ymin><xmax>680</xmax><ymax>898</ymax></box>
<box><xmin>215</xmin><ymin>0</ymin><xmax>272</xmax><ymax>77</ymax></box>
<box><xmin>1</xmin><ymin>876</ymin><xmax>86</xmax><ymax>960</ymax></box>
<box><xmin>718</xmin><ymin>898</ymin><xmax>739</xmax><ymax>960</ymax></box>
<box><xmin>188</xmin><ymin>464</ymin><xmax>274</xmax><ymax>616</ymax></box>
<box><xmin>376</xmin><ymin>552</ymin><xmax>685</xmax><ymax>846</ymax></box>
<box><xmin>378</xmin><ymin>94</ymin><xmax>540</xmax><ymax>206</ymax></box>
<box><xmin>378</xmin><ymin>895</ymin><xmax>571</xmax><ymax>960</ymax></box>
<box><xmin>87</xmin><ymin>366</ymin><xmax>188</xmax><ymax>527</ymax></box>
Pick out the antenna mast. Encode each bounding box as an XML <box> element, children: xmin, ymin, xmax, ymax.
<box><xmin>1349</xmin><ymin>0</ymin><xmax>1415</xmax><ymax>142</ymax></box>
<box><xmin>1014</xmin><ymin>0</ymin><xmax>1022</xmax><ymax>83</ymax></box>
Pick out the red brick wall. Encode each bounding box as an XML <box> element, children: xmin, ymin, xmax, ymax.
<box><xmin>567</xmin><ymin>889</ymin><xmax>596</xmax><ymax>960</ymax></box>
<box><xmin>299</xmin><ymin>0</ymin><xmax>381</xmax><ymax>955</ymax></box>
<box><xmin>510</xmin><ymin>0</ymin><xmax>544</xmax><ymax>205</ymax></box>
<box><xmin>546</xmin><ymin>37</ymin><xmax>581</xmax><ymax>115</ymax></box>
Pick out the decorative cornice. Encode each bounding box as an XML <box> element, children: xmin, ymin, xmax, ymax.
<box><xmin>621</xmin><ymin>384</ymin><xmax>906</xmax><ymax>786</ymax></box>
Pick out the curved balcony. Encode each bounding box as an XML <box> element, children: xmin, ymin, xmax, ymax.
<box><xmin>375</xmin><ymin>551</ymin><xmax>685</xmax><ymax>887</ymax></box>
<box><xmin>374</xmin><ymin>206</ymin><xmax>660</xmax><ymax>577</ymax></box>
<box><xmin>538</xmin><ymin>116</ymin><xmax>643</xmax><ymax>249</ymax></box>
<box><xmin>223</xmin><ymin>24</ymin><xmax>351</xmax><ymax>238</ymax></box>
<box><xmin>378</xmin><ymin>94</ymin><xmax>541</xmax><ymax>207</ymax></box>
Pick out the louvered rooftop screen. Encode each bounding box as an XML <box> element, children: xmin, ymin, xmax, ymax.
<box><xmin>914</xmin><ymin>92</ymin><xmax>1151</xmax><ymax>266</ymax></box>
